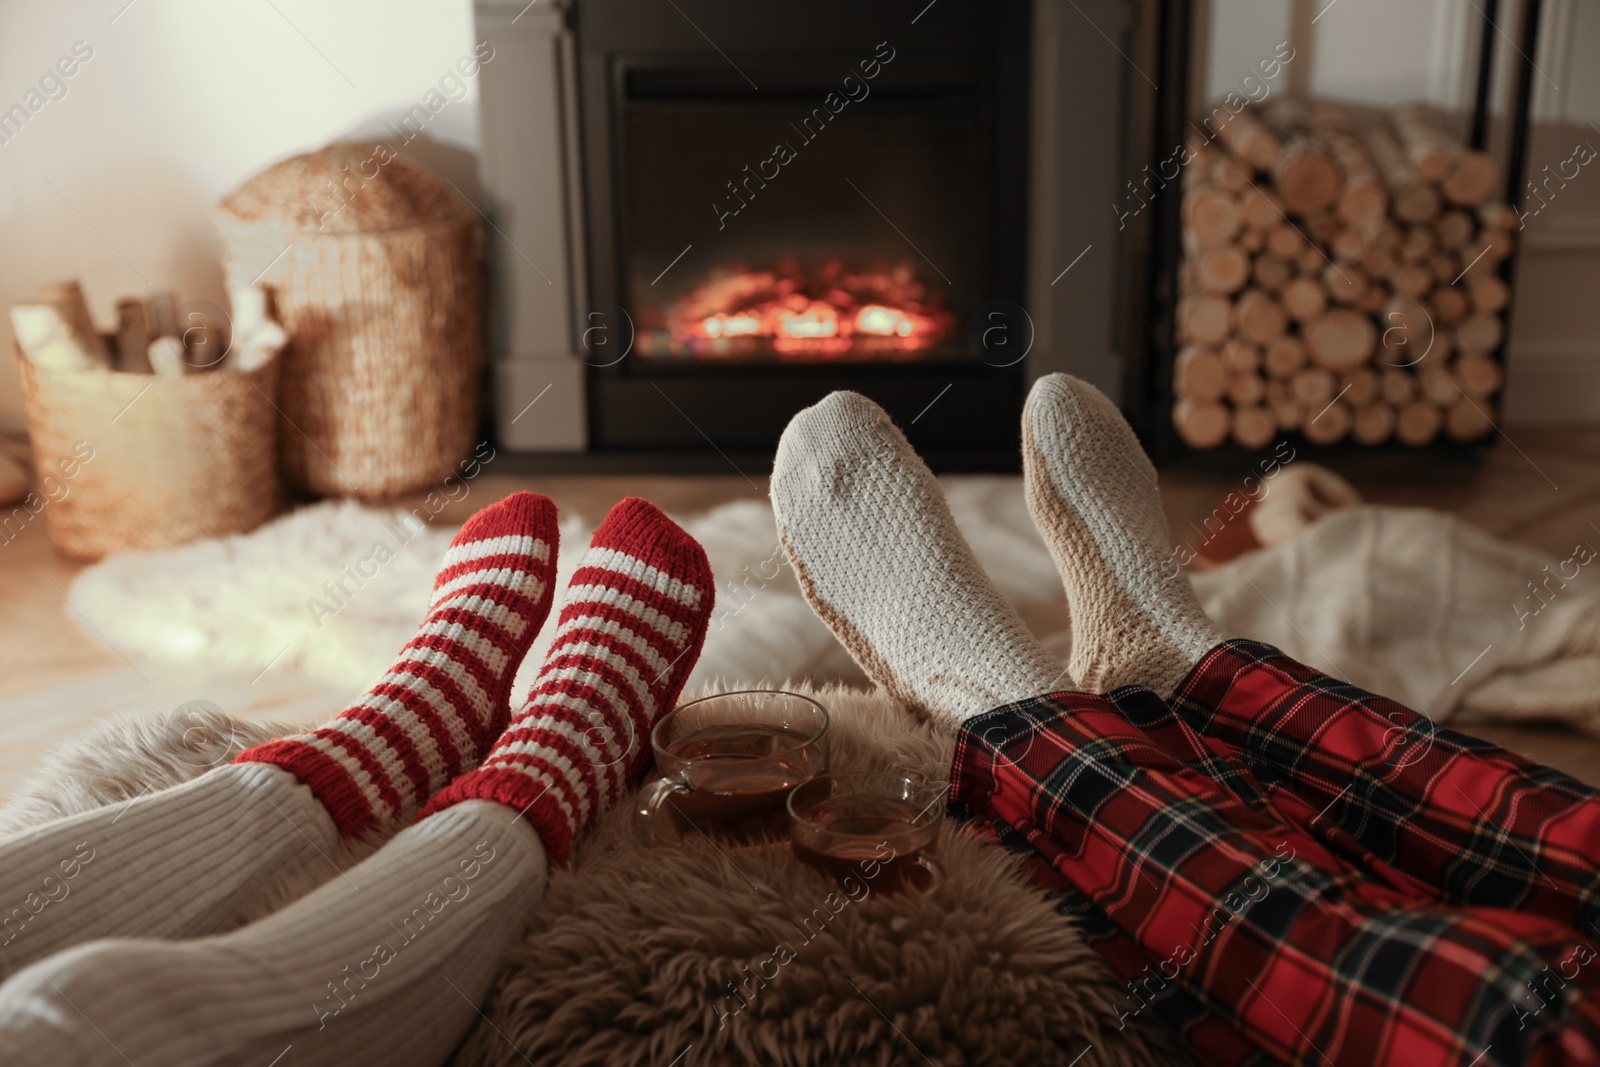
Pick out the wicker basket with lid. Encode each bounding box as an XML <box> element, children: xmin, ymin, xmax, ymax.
<box><xmin>215</xmin><ymin>144</ymin><xmax>481</xmax><ymax>498</ymax></box>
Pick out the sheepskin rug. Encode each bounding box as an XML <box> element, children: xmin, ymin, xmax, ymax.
<box><xmin>69</xmin><ymin>482</ymin><xmax>1600</xmax><ymax>740</ymax></box>
<box><xmin>65</xmin><ymin>483</ymin><xmax>1062</xmax><ymax>699</ymax></box>
<box><xmin>0</xmin><ymin>689</ymin><xmax>1191</xmax><ymax>1067</ymax></box>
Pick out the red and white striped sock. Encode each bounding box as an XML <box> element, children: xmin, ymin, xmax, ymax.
<box><xmin>237</xmin><ymin>491</ymin><xmax>560</xmax><ymax>837</ymax></box>
<box><xmin>421</xmin><ymin>497</ymin><xmax>714</xmax><ymax>863</ymax></box>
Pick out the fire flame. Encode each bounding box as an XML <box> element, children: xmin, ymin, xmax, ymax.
<box><xmin>661</xmin><ymin>260</ymin><xmax>952</xmax><ymax>358</ymax></box>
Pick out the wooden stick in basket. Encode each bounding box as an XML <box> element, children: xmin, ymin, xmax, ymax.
<box><xmin>38</xmin><ymin>281</ymin><xmax>113</xmax><ymax>368</ymax></box>
<box><xmin>10</xmin><ymin>305</ymin><xmax>103</xmax><ymax>372</ymax></box>
<box><xmin>227</xmin><ymin>284</ymin><xmax>287</xmax><ymax>373</ymax></box>
<box><xmin>181</xmin><ymin>311</ymin><xmax>229</xmax><ymax>372</ymax></box>
<box><xmin>147</xmin><ymin>336</ymin><xmax>186</xmax><ymax>377</ymax></box>
<box><xmin>116</xmin><ymin>299</ymin><xmax>153</xmax><ymax>374</ymax></box>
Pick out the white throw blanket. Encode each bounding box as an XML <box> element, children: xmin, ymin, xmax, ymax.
<box><xmin>67</xmin><ymin>479</ymin><xmax>1600</xmax><ymax>736</ymax></box>
<box><xmin>1191</xmin><ymin>506</ymin><xmax>1600</xmax><ymax>730</ymax></box>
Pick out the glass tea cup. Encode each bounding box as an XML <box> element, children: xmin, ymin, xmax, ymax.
<box><xmin>787</xmin><ymin>772</ymin><xmax>946</xmax><ymax>895</ymax></box>
<box><xmin>637</xmin><ymin>690</ymin><xmax>830</xmax><ymax>844</ymax></box>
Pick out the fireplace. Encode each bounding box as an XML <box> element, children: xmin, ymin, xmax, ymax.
<box><xmin>574</xmin><ymin>0</ymin><xmax>1032</xmax><ymax>462</ymax></box>
<box><xmin>474</xmin><ymin>0</ymin><xmax>1132</xmax><ymax>466</ymax></box>
<box><xmin>615</xmin><ymin>54</ymin><xmax>980</xmax><ymax>365</ymax></box>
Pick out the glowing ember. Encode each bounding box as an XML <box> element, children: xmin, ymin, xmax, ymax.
<box><xmin>855</xmin><ymin>304</ymin><xmax>916</xmax><ymax>337</ymax></box>
<box><xmin>653</xmin><ymin>260</ymin><xmax>953</xmax><ymax>360</ymax></box>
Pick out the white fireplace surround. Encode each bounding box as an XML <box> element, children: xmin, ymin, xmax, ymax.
<box><xmin>472</xmin><ymin>0</ymin><xmax>1129</xmax><ymax>451</ymax></box>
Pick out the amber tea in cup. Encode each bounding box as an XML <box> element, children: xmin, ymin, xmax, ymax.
<box><xmin>638</xmin><ymin>690</ymin><xmax>829</xmax><ymax>844</ymax></box>
<box><xmin>787</xmin><ymin>773</ymin><xmax>945</xmax><ymax>894</ymax></box>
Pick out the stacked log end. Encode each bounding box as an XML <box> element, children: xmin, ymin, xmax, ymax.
<box><xmin>1173</xmin><ymin>97</ymin><xmax>1512</xmax><ymax>450</ymax></box>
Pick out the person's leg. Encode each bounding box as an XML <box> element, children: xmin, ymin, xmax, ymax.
<box><xmin>954</xmin><ymin>690</ymin><xmax>1600</xmax><ymax>1067</ymax></box>
<box><xmin>1023</xmin><ymin>373</ymin><xmax>1600</xmax><ymax>931</ymax></box>
<box><xmin>0</xmin><ymin>762</ymin><xmax>339</xmax><ymax>982</ymax></box>
<box><xmin>774</xmin><ymin>388</ymin><xmax>1600</xmax><ymax>1064</ymax></box>
<box><xmin>1173</xmin><ymin>639</ymin><xmax>1600</xmax><ymax>936</ymax></box>
<box><xmin>0</xmin><ymin>492</ymin><xmax>558</xmax><ymax>984</ymax></box>
<box><xmin>771</xmin><ymin>390</ymin><xmax>1065</xmax><ymax>719</ymax></box>
<box><xmin>0</xmin><ymin>801</ymin><xmax>545</xmax><ymax>1067</ymax></box>
<box><xmin>770</xmin><ymin>391</ymin><xmax>1268</xmax><ymax>1056</ymax></box>
<box><xmin>0</xmin><ymin>497</ymin><xmax>715</xmax><ymax>1066</ymax></box>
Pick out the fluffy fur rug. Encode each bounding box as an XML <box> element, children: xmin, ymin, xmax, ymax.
<box><xmin>0</xmin><ymin>688</ymin><xmax>1192</xmax><ymax>1067</ymax></box>
<box><xmin>63</xmin><ymin>481</ymin><xmax>1060</xmax><ymax>700</ymax></box>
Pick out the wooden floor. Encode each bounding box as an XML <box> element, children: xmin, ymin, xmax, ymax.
<box><xmin>3</xmin><ymin>427</ymin><xmax>1599</xmax><ymax>801</ymax></box>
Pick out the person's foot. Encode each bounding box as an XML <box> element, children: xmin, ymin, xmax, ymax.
<box><xmin>1023</xmin><ymin>374</ymin><xmax>1224</xmax><ymax>696</ymax></box>
<box><xmin>422</xmin><ymin>497</ymin><xmax>714</xmax><ymax>864</ymax></box>
<box><xmin>771</xmin><ymin>391</ymin><xmax>1065</xmax><ymax>719</ymax></box>
<box><xmin>237</xmin><ymin>491</ymin><xmax>560</xmax><ymax>836</ymax></box>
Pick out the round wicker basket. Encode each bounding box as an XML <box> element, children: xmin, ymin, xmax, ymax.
<box><xmin>214</xmin><ymin>144</ymin><xmax>482</xmax><ymax>499</ymax></box>
<box><xmin>15</xmin><ymin>347</ymin><xmax>283</xmax><ymax>561</ymax></box>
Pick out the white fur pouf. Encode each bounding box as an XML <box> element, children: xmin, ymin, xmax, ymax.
<box><xmin>0</xmin><ymin>689</ymin><xmax>1192</xmax><ymax>1067</ymax></box>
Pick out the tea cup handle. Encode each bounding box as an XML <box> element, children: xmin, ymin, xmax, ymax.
<box><xmin>635</xmin><ymin>775</ymin><xmax>694</xmax><ymax>844</ymax></box>
<box><xmin>910</xmin><ymin>853</ymin><xmax>945</xmax><ymax>893</ymax></box>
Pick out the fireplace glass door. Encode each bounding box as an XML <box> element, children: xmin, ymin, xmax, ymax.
<box><xmin>618</xmin><ymin>61</ymin><xmax>993</xmax><ymax>364</ymax></box>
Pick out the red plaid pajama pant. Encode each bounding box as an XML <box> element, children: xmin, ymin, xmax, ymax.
<box><xmin>950</xmin><ymin>639</ymin><xmax>1600</xmax><ymax>1067</ymax></box>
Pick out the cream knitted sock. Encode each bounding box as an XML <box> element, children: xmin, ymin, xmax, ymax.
<box><xmin>772</xmin><ymin>391</ymin><xmax>1066</xmax><ymax>719</ymax></box>
<box><xmin>1022</xmin><ymin>373</ymin><xmax>1225</xmax><ymax>696</ymax></box>
<box><xmin>0</xmin><ymin>800</ymin><xmax>545</xmax><ymax>1067</ymax></box>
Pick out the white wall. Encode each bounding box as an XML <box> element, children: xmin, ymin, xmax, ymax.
<box><xmin>0</xmin><ymin>0</ymin><xmax>481</xmax><ymax>433</ymax></box>
<box><xmin>1302</xmin><ymin>0</ymin><xmax>1473</xmax><ymax>109</ymax></box>
<box><xmin>1202</xmin><ymin>0</ymin><xmax>1292</xmax><ymax>104</ymax></box>
<box><xmin>1204</xmin><ymin>0</ymin><xmax>1600</xmax><ymax>423</ymax></box>
<box><xmin>1208</xmin><ymin>0</ymin><xmax>1600</xmax><ymax>122</ymax></box>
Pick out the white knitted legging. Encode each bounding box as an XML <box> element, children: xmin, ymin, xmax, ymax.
<box><xmin>0</xmin><ymin>761</ymin><xmax>546</xmax><ymax>1066</ymax></box>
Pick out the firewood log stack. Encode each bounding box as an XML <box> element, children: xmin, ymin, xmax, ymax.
<box><xmin>1173</xmin><ymin>98</ymin><xmax>1512</xmax><ymax>450</ymax></box>
<box><xmin>11</xmin><ymin>282</ymin><xmax>284</xmax><ymax>377</ymax></box>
